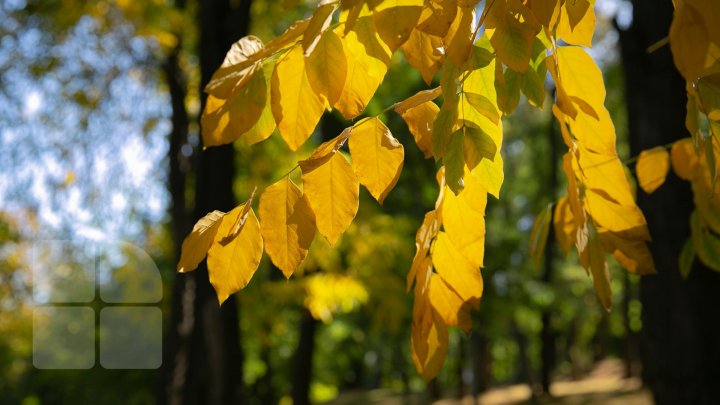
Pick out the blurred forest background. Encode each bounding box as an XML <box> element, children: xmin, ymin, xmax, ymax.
<box><xmin>1</xmin><ymin>0</ymin><xmax>718</xmax><ymax>404</ymax></box>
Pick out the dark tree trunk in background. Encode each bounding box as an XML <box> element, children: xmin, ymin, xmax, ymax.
<box><xmin>162</xmin><ymin>1</ymin><xmax>252</xmax><ymax>405</ymax></box>
<box><xmin>619</xmin><ymin>2</ymin><xmax>720</xmax><ymax>404</ymax></box>
<box><xmin>292</xmin><ymin>309</ymin><xmax>319</xmax><ymax>405</ymax></box>
<box><xmin>540</xmin><ymin>103</ymin><xmax>558</xmax><ymax>395</ymax></box>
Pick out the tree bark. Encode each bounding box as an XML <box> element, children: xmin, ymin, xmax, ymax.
<box><xmin>619</xmin><ymin>3</ymin><xmax>720</xmax><ymax>404</ymax></box>
<box><xmin>162</xmin><ymin>1</ymin><xmax>253</xmax><ymax>404</ymax></box>
<box><xmin>292</xmin><ymin>309</ymin><xmax>319</xmax><ymax>405</ymax></box>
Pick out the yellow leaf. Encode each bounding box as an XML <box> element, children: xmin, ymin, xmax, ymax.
<box><xmin>529</xmin><ymin>203</ymin><xmax>552</xmax><ymax>268</ymax></box>
<box><xmin>417</xmin><ymin>0</ymin><xmax>457</xmax><ymax>37</ymax></box>
<box><xmin>575</xmin><ymin>146</ymin><xmax>636</xmax><ymax>207</ymax></box>
<box><xmin>584</xmin><ymin>189</ymin><xmax>650</xmax><ymax>240</ymax></box>
<box><xmin>555</xmin><ymin>46</ymin><xmax>605</xmax><ymax>113</ymax></box>
<box><xmin>334</xmin><ymin>15</ymin><xmax>390</xmax><ymax>119</ymax></box>
<box><xmin>401</xmin><ymin>29</ymin><xmax>443</xmax><ymax>85</ymax></box>
<box><xmin>598</xmin><ymin>231</ymin><xmax>656</xmax><ymax>275</ymax></box>
<box><xmin>407</xmin><ymin>210</ymin><xmax>440</xmax><ymax>292</ymax></box>
<box><xmin>205</xmin><ymin>36</ymin><xmax>264</xmax><ymax>99</ymax></box>
<box><xmin>671</xmin><ymin>138</ymin><xmax>700</xmax><ymax>180</ymax></box>
<box><xmin>588</xmin><ymin>232</ymin><xmax>612</xmax><ymax>311</ymax></box>
<box><xmin>400</xmin><ymin>101</ymin><xmax>439</xmax><ymax>158</ymax></box>
<box><xmin>564</xmin><ymin>107</ymin><xmax>617</xmax><ymax>156</ymax></box>
<box><xmin>443</xmin><ymin>6</ymin><xmax>475</xmax><ymax>67</ymax></box>
<box><xmin>428</xmin><ymin>274</ymin><xmax>472</xmax><ymax>331</ymax></box>
<box><xmin>271</xmin><ymin>45</ymin><xmax>325</xmax><ymax>151</ymax></box>
<box><xmin>259</xmin><ymin>177</ymin><xmax>316</xmax><ymax>278</ymax></box>
<box><xmin>431</xmin><ymin>232</ymin><xmax>483</xmax><ymax>302</ymax></box>
<box><xmin>393</xmin><ymin>87</ymin><xmax>442</xmax><ymax>114</ymax></box>
<box><xmin>300</xmin><ymin>151</ymin><xmax>360</xmax><ymax>245</ymax></box>
<box><xmin>177</xmin><ymin>210</ymin><xmax>226</xmax><ymax>273</ymax></box>
<box><xmin>441</xmin><ymin>168</ymin><xmax>487</xmax><ymax>268</ymax></box>
<box><xmin>243</xmin><ymin>62</ymin><xmax>278</xmax><ymax>145</ymax></box>
<box><xmin>636</xmin><ymin>147</ymin><xmax>671</xmax><ymax>194</ymax></box>
<box><xmin>470</xmin><ymin>149</ymin><xmax>504</xmax><ymax>198</ymax></box>
<box><xmin>348</xmin><ymin>118</ymin><xmax>405</xmax><ymax>203</ymax></box>
<box><xmin>556</xmin><ymin>0</ymin><xmax>595</xmax><ymax>47</ymax></box>
<box><xmin>670</xmin><ymin>2</ymin><xmax>709</xmax><ymax>81</ymax></box>
<box><xmin>306</xmin><ymin>30</ymin><xmax>348</xmax><ymax>106</ymax></box>
<box><xmin>411</xmin><ymin>295</ymin><xmax>449</xmax><ymax>381</ymax></box>
<box><xmin>206</xmin><ymin>203</ymin><xmax>264</xmax><ymax>305</ymax></box>
<box><xmin>302</xmin><ymin>0</ymin><xmax>338</xmax><ymax>55</ymax></box>
<box><xmin>201</xmin><ymin>65</ymin><xmax>268</xmax><ymax>147</ymax></box>
<box><xmin>372</xmin><ymin>0</ymin><xmax>423</xmax><ymax>51</ymax></box>
<box><xmin>553</xmin><ymin>196</ymin><xmax>576</xmax><ymax>253</ymax></box>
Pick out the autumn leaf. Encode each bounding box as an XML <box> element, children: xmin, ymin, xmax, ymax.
<box><xmin>206</xmin><ymin>202</ymin><xmax>264</xmax><ymax>305</ymax></box>
<box><xmin>334</xmin><ymin>13</ymin><xmax>390</xmax><ymax>118</ymax></box>
<box><xmin>177</xmin><ymin>210</ymin><xmax>226</xmax><ymax>273</ymax></box>
<box><xmin>259</xmin><ymin>177</ymin><xmax>316</xmax><ymax>278</ymax></box>
<box><xmin>305</xmin><ymin>30</ymin><xmax>347</xmax><ymax>106</ymax></box>
<box><xmin>441</xmin><ymin>167</ymin><xmax>487</xmax><ymax>268</ymax></box>
<box><xmin>348</xmin><ymin>118</ymin><xmax>404</xmax><ymax>204</ymax></box>
<box><xmin>399</xmin><ymin>101</ymin><xmax>438</xmax><ymax>158</ymax></box>
<box><xmin>431</xmin><ymin>231</ymin><xmax>483</xmax><ymax>303</ymax></box>
<box><xmin>401</xmin><ymin>28</ymin><xmax>443</xmax><ymax>85</ymax></box>
<box><xmin>636</xmin><ymin>147</ymin><xmax>671</xmax><ymax>194</ymax></box>
<box><xmin>372</xmin><ymin>0</ymin><xmax>423</xmax><ymax>52</ymax></box>
<box><xmin>271</xmin><ymin>45</ymin><xmax>325</xmax><ymax>151</ymax></box>
<box><xmin>300</xmin><ymin>150</ymin><xmax>359</xmax><ymax>245</ymax></box>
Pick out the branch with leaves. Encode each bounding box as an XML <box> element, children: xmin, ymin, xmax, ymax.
<box><xmin>171</xmin><ymin>0</ymin><xmax>720</xmax><ymax>381</ymax></box>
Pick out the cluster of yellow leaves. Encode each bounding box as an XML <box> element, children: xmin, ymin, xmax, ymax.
<box><xmin>622</xmin><ymin>0</ymin><xmax>720</xmax><ymax>276</ymax></box>
<box><xmin>177</xmin><ymin>0</ymin><xmax>657</xmax><ymax>381</ymax></box>
<box><xmin>634</xmin><ymin>137</ymin><xmax>720</xmax><ymax>274</ymax></box>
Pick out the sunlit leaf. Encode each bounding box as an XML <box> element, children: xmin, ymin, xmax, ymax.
<box><xmin>300</xmin><ymin>151</ymin><xmax>359</xmax><ymax>245</ymax></box>
<box><xmin>348</xmin><ymin>118</ymin><xmax>405</xmax><ymax>203</ymax></box>
<box><xmin>207</xmin><ymin>202</ymin><xmax>264</xmax><ymax>305</ymax></box>
<box><xmin>636</xmin><ymin>147</ymin><xmax>671</xmax><ymax>194</ymax></box>
<box><xmin>271</xmin><ymin>45</ymin><xmax>325</xmax><ymax>151</ymax></box>
<box><xmin>177</xmin><ymin>210</ymin><xmax>225</xmax><ymax>273</ymax></box>
<box><xmin>400</xmin><ymin>101</ymin><xmax>439</xmax><ymax>158</ymax></box>
<box><xmin>306</xmin><ymin>30</ymin><xmax>347</xmax><ymax>106</ymax></box>
<box><xmin>259</xmin><ymin>177</ymin><xmax>316</xmax><ymax>278</ymax></box>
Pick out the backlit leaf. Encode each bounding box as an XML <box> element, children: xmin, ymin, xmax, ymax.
<box><xmin>271</xmin><ymin>45</ymin><xmax>325</xmax><ymax>151</ymax></box>
<box><xmin>400</xmin><ymin>101</ymin><xmax>439</xmax><ymax>158</ymax></box>
<box><xmin>306</xmin><ymin>30</ymin><xmax>348</xmax><ymax>106</ymax></box>
<box><xmin>401</xmin><ymin>29</ymin><xmax>443</xmax><ymax>85</ymax></box>
<box><xmin>207</xmin><ymin>202</ymin><xmax>264</xmax><ymax>305</ymax></box>
<box><xmin>334</xmin><ymin>15</ymin><xmax>390</xmax><ymax>118</ymax></box>
<box><xmin>431</xmin><ymin>232</ymin><xmax>483</xmax><ymax>302</ymax></box>
<box><xmin>259</xmin><ymin>177</ymin><xmax>316</xmax><ymax>278</ymax></box>
<box><xmin>372</xmin><ymin>0</ymin><xmax>423</xmax><ymax>51</ymax></box>
<box><xmin>441</xmin><ymin>168</ymin><xmax>487</xmax><ymax>268</ymax></box>
<box><xmin>300</xmin><ymin>151</ymin><xmax>360</xmax><ymax>245</ymax></box>
<box><xmin>177</xmin><ymin>210</ymin><xmax>225</xmax><ymax>273</ymax></box>
<box><xmin>636</xmin><ymin>147</ymin><xmax>671</xmax><ymax>194</ymax></box>
<box><xmin>348</xmin><ymin>118</ymin><xmax>405</xmax><ymax>203</ymax></box>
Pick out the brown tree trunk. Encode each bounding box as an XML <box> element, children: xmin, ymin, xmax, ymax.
<box><xmin>292</xmin><ymin>309</ymin><xmax>319</xmax><ymax>405</ymax></box>
<box><xmin>618</xmin><ymin>2</ymin><xmax>720</xmax><ymax>404</ymax></box>
<box><xmin>162</xmin><ymin>1</ymin><xmax>253</xmax><ymax>404</ymax></box>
